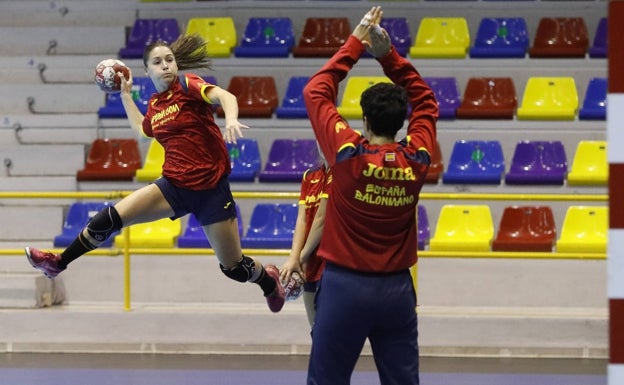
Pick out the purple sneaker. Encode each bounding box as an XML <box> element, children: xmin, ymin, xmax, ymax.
<box><xmin>25</xmin><ymin>247</ymin><xmax>65</xmax><ymax>279</ymax></box>
<box><xmin>264</xmin><ymin>264</ymin><xmax>285</xmax><ymax>313</ymax></box>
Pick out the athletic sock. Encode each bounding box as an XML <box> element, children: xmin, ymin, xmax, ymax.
<box><xmin>59</xmin><ymin>232</ymin><xmax>96</xmax><ymax>269</ymax></box>
<box><xmin>252</xmin><ymin>267</ymin><xmax>277</xmax><ymax>296</ymax></box>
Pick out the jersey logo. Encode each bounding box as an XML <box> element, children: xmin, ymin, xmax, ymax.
<box><xmin>385</xmin><ymin>152</ymin><xmax>396</xmax><ymax>162</ymax></box>
<box><xmin>310</xmin><ymin>178</ymin><xmax>321</xmax><ymax>184</ymax></box>
<box><xmin>224</xmin><ymin>201</ymin><xmax>232</xmax><ymax>210</ymax></box>
<box><xmin>166</xmin><ymin>90</ymin><xmax>173</xmax><ymax>100</ymax></box>
<box><xmin>335</xmin><ymin>121</ymin><xmax>347</xmax><ymax>133</ymax></box>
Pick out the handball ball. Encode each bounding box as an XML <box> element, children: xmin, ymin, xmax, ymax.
<box><xmin>94</xmin><ymin>59</ymin><xmax>129</xmax><ymax>93</ymax></box>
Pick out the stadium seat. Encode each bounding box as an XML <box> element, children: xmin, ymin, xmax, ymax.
<box><xmin>429</xmin><ymin>205</ymin><xmax>494</xmax><ymax>252</ymax></box>
<box><xmin>456</xmin><ymin>77</ymin><xmax>517</xmax><ymax>119</ymax></box>
<box><xmin>292</xmin><ymin>18</ymin><xmax>351</xmax><ymax>57</ymax></box>
<box><xmin>505</xmin><ymin>141</ymin><xmax>567</xmax><ymax>185</ymax></box>
<box><xmin>567</xmin><ymin>140</ymin><xmax>608</xmax><ymax>186</ymax></box>
<box><xmin>492</xmin><ymin>206</ymin><xmax>556</xmax><ymax>252</ymax></box>
<box><xmin>469</xmin><ymin>18</ymin><xmax>529</xmax><ymax>58</ymax></box>
<box><xmin>424</xmin><ymin>77</ymin><xmax>461</xmax><ymax>119</ymax></box>
<box><xmin>98</xmin><ymin>77</ymin><xmax>157</xmax><ymax>118</ymax></box>
<box><xmin>362</xmin><ymin>18</ymin><xmax>412</xmax><ymax>57</ymax></box>
<box><xmin>424</xmin><ymin>140</ymin><xmax>443</xmax><ymax>184</ymax></box>
<box><xmin>579</xmin><ymin>77</ymin><xmax>607</xmax><ymax>120</ymax></box>
<box><xmin>409</xmin><ymin>18</ymin><xmax>470</xmax><ymax>58</ymax></box>
<box><xmin>336</xmin><ymin>76</ymin><xmax>392</xmax><ymax>119</ymax></box>
<box><xmin>76</xmin><ymin>138</ymin><xmax>142</xmax><ymax>181</ymax></box>
<box><xmin>556</xmin><ymin>206</ymin><xmax>608</xmax><ymax>253</ymax></box>
<box><xmin>589</xmin><ymin>17</ymin><xmax>607</xmax><ymax>58</ymax></box>
<box><xmin>114</xmin><ymin>218</ymin><xmax>182</xmax><ymax>248</ymax></box>
<box><xmin>516</xmin><ymin>77</ymin><xmax>578</xmax><ymax>120</ymax></box>
<box><xmin>185</xmin><ymin>17</ymin><xmax>237</xmax><ymax>58</ymax></box>
<box><xmin>216</xmin><ymin>76</ymin><xmax>279</xmax><ymax>118</ymax></box>
<box><xmin>119</xmin><ymin>18</ymin><xmax>180</xmax><ymax>59</ymax></box>
<box><xmin>178</xmin><ymin>207</ymin><xmax>243</xmax><ymax>248</ymax></box>
<box><xmin>417</xmin><ymin>205</ymin><xmax>430</xmax><ymax>251</ymax></box>
<box><xmin>241</xmin><ymin>203</ymin><xmax>298</xmax><ymax>249</ymax></box>
<box><xmin>54</xmin><ymin>202</ymin><xmax>115</xmax><ymax>248</ymax></box>
<box><xmin>135</xmin><ymin>139</ymin><xmax>164</xmax><ymax>183</ymax></box>
<box><xmin>234</xmin><ymin>18</ymin><xmax>294</xmax><ymax>58</ymax></box>
<box><xmin>442</xmin><ymin>140</ymin><xmax>505</xmax><ymax>184</ymax></box>
<box><xmin>227</xmin><ymin>138</ymin><xmax>261</xmax><ymax>182</ymax></box>
<box><xmin>529</xmin><ymin>17</ymin><xmax>589</xmax><ymax>58</ymax></box>
<box><xmin>258</xmin><ymin>139</ymin><xmax>320</xmax><ymax>182</ymax></box>
<box><xmin>275</xmin><ymin>76</ymin><xmax>310</xmax><ymax>119</ymax></box>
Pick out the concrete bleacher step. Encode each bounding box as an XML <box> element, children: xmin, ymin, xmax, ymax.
<box><xmin>0</xmin><ymin>301</ymin><xmax>606</xmax><ymax>358</ymax></box>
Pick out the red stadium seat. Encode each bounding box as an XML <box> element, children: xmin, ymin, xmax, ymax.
<box><xmin>492</xmin><ymin>206</ymin><xmax>556</xmax><ymax>252</ymax></box>
<box><xmin>217</xmin><ymin>76</ymin><xmax>279</xmax><ymax>118</ymax></box>
<box><xmin>76</xmin><ymin>138</ymin><xmax>142</xmax><ymax>181</ymax></box>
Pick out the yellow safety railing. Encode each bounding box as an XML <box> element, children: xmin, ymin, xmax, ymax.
<box><xmin>0</xmin><ymin>191</ymin><xmax>608</xmax><ymax>310</ymax></box>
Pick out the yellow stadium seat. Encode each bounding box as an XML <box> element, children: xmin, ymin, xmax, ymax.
<box><xmin>556</xmin><ymin>206</ymin><xmax>607</xmax><ymax>253</ymax></box>
<box><xmin>409</xmin><ymin>18</ymin><xmax>470</xmax><ymax>59</ymax></box>
<box><xmin>185</xmin><ymin>17</ymin><xmax>237</xmax><ymax>58</ymax></box>
<box><xmin>429</xmin><ymin>205</ymin><xmax>494</xmax><ymax>252</ymax></box>
<box><xmin>114</xmin><ymin>218</ymin><xmax>182</xmax><ymax>248</ymax></box>
<box><xmin>336</xmin><ymin>76</ymin><xmax>392</xmax><ymax>119</ymax></box>
<box><xmin>516</xmin><ymin>77</ymin><xmax>578</xmax><ymax>120</ymax></box>
<box><xmin>567</xmin><ymin>141</ymin><xmax>608</xmax><ymax>186</ymax></box>
<box><xmin>135</xmin><ymin>139</ymin><xmax>164</xmax><ymax>183</ymax></box>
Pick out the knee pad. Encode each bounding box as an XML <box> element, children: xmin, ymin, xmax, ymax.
<box><xmin>86</xmin><ymin>206</ymin><xmax>123</xmax><ymax>243</ymax></box>
<box><xmin>220</xmin><ymin>255</ymin><xmax>256</xmax><ymax>283</ymax></box>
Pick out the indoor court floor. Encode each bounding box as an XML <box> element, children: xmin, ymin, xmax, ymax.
<box><xmin>0</xmin><ymin>352</ymin><xmax>607</xmax><ymax>385</ymax></box>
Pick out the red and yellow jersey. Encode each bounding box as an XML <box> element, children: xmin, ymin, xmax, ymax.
<box><xmin>303</xmin><ymin>36</ymin><xmax>438</xmax><ymax>273</ymax></box>
<box><xmin>299</xmin><ymin>164</ymin><xmax>332</xmax><ymax>282</ymax></box>
<box><xmin>142</xmin><ymin>74</ymin><xmax>230</xmax><ymax>190</ymax></box>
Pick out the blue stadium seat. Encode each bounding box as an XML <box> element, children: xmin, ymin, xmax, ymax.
<box><xmin>241</xmin><ymin>203</ymin><xmax>298</xmax><ymax>249</ymax></box>
<box><xmin>98</xmin><ymin>77</ymin><xmax>157</xmax><ymax>118</ymax></box>
<box><xmin>362</xmin><ymin>18</ymin><xmax>412</xmax><ymax>57</ymax></box>
<box><xmin>234</xmin><ymin>18</ymin><xmax>295</xmax><ymax>58</ymax></box>
<box><xmin>259</xmin><ymin>139</ymin><xmax>320</xmax><ymax>182</ymax></box>
<box><xmin>275</xmin><ymin>77</ymin><xmax>310</xmax><ymax>119</ymax></box>
<box><xmin>227</xmin><ymin>138</ymin><xmax>261</xmax><ymax>182</ymax></box>
<box><xmin>54</xmin><ymin>202</ymin><xmax>115</xmax><ymax>247</ymax></box>
<box><xmin>442</xmin><ymin>140</ymin><xmax>505</xmax><ymax>184</ymax></box>
<box><xmin>119</xmin><ymin>18</ymin><xmax>180</xmax><ymax>59</ymax></box>
<box><xmin>589</xmin><ymin>17</ymin><xmax>607</xmax><ymax>58</ymax></box>
<box><xmin>579</xmin><ymin>78</ymin><xmax>607</xmax><ymax>121</ymax></box>
<box><xmin>469</xmin><ymin>18</ymin><xmax>529</xmax><ymax>58</ymax></box>
<box><xmin>178</xmin><ymin>207</ymin><xmax>243</xmax><ymax>248</ymax></box>
<box><xmin>505</xmin><ymin>141</ymin><xmax>567</xmax><ymax>185</ymax></box>
<box><xmin>424</xmin><ymin>77</ymin><xmax>461</xmax><ymax>119</ymax></box>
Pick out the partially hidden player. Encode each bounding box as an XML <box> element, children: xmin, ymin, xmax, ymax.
<box><xmin>24</xmin><ymin>34</ymin><xmax>285</xmax><ymax>313</ymax></box>
<box><xmin>303</xmin><ymin>6</ymin><xmax>438</xmax><ymax>384</ymax></box>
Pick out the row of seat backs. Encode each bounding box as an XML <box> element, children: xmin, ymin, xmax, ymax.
<box><xmin>117</xmin><ymin>16</ymin><xmax>607</xmax><ymax>59</ymax></box>
<box><xmin>53</xmin><ymin>203</ymin><xmax>428</xmax><ymax>250</ymax></box>
<box><xmin>76</xmin><ymin>138</ymin><xmax>608</xmax><ymax>187</ymax></box>
<box><xmin>98</xmin><ymin>75</ymin><xmax>608</xmax><ymax>121</ymax></box>
<box><xmin>54</xmin><ymin>202</ymin><xmax>607</xmax><ymax>254</ymax></box>
<box><xmin>429</xmin><ymin>205</ymin><xmax>607</xmax><ymax>254</ymax></box>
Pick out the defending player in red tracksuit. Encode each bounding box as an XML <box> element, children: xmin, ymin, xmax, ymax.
<box><xmin>303</xmin><ymin>7</ymin><xmax>438</xmax><ymax>385</ymax></box>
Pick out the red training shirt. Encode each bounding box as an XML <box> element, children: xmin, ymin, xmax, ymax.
<box><xmin>303</xmin><ymin>36</ymin><xmax>438</xmax><ymax>273</ymax></box>
<box><xmin>142</xmin><ymin>74</ymin><xmax>230</xmax><ymax>190</ymax></box>
<box><xmin>298</xmin><ymin>164</ymin><xmax>332</xmax><ymax>283</ymax></box>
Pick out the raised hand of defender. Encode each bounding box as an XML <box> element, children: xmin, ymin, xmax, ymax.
<box><xmin>365</xmin><ymin>23</ymin><xmax>392</xmax><ymax>58</ymax></box>
<box><xmin>352</xmin><ymin>6</ymin><xmax>383</xmax><ymax>42</ymax></box>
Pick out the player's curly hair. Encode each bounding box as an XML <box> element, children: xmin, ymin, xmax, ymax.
<box><xmin>360</xmin><ymin>82</ymin><xmax>408</xmax><ymax>138</ymax></box>
<box><xmin>143</xmin><ymin>34</ymin><xmax>213</xmax><ymax>71</ymax></box>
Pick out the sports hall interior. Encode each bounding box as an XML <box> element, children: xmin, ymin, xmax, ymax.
<box><xmin>0</xmin><ymin>0</ymin><xmax>609</xmax><ymax>373</ymax></box>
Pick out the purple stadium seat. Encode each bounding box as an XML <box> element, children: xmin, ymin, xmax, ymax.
<box><xmin>417</xmin><ymin>205</ymin><xmax>430</xmax><ymax>250</ymax></box>
<box><xmin>178</xmin><ymin>207</ymin><xmax>243</xmax><ymax>248</ymax></box>
<box><xmin>589</xmin><ymin>17</ymin><xmax>607</xmax><ymax>58</ymax></box>
<box><xmin>424</xmin><ymin>77</ymin><xmax>460</xmax><ymax>119</ymax></box>
<box><xmin>119</xmin><ymin>19</ymin><xmax>180</xmax><ymax>59</ymax></box>
<box><xmin>505</xmin><ymin>141</ymin><xmax>567</xmax><ymax>185</ymax></box>
<box><xmin>259</xmin><ymin>139</ymin><xmax>320</xmax><ymax>182</ymax></box>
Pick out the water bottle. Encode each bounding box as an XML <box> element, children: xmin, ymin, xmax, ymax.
<box><xmin>284</xmin><ymin>271</ymin><xmax>303</xmax><ymax>301</ymax></box>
